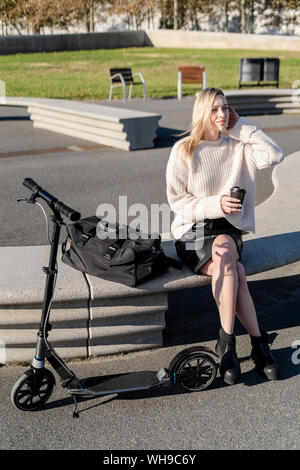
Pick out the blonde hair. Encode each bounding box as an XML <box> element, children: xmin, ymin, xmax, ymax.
<box><xmin>180</xmin><ymin>87</ymin><xmax>225</xmax><ymax>160</ymax></box>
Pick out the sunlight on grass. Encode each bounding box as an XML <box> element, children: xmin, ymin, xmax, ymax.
<box><xmin>0</xmin><ymin>47</ymin><xmax>299</xmax><ymax>100</ymax></box>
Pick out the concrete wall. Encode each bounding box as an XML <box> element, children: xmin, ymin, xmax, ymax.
<box><xmin>146</xmin><ymin>29</ymin><xmax>300</xmax><ymax>51</ymax></box>
<box><xmin>0</xmin><ymin>31</ymin><xmax>153</xmax><ymax>55</ymax></box>
<box><xmin>1</xmin><ymin>29</ymin><xmax>299</xmax><ymax>55</ymax></box>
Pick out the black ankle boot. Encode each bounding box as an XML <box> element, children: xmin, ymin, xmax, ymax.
<box><xmin>250</xmin><ymin>330</ymin><xmax>279</xmax><ymax>381</ymax></box>
<box><xmin>215</xmin><ymin>328</ymin><xmax>241</xmax><ymax>385</ymax></box>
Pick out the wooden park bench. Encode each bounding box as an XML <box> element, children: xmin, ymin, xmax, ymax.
<box><xmin>109</xmin><ymin>68</ymin><xmax>147</xmax><ymax>102</ymax></box>
<box><xmin>177</xmin><ymin>66</ymin><xmax>207</xmax><ymax>100</ymax></box>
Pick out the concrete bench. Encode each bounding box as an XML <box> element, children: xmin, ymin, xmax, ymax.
<box><xmin>1</xmin><ymin>97</ymin><xmax>161</xmax><ymax>151</ymax></box>
<box><xmin>1</xmin><ymin>150</ymin><xmax>299</xmax><ymax>364</ymax></box>
<box><xmin>224</xmin><ymin>89</ymin><xmax>300</xmax><ymax>115</ymax></box>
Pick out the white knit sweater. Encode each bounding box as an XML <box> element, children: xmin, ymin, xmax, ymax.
<box><xmin>166</xmin><ymin>117</ymin><xmax>285</xmax><ymax>239</ymax></box>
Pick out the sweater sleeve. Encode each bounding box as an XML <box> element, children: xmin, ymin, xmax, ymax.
<box><xmin>228</xmin><ymin>117</ymin><xmax>285</xmax><ymax>170</ymax></box>
<box><xmin>166</xmin><ymin>144</ymin><xmax>225</xmax><ymax>222</ymax></box>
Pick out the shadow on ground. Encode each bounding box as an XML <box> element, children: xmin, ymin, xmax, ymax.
<box><xmin>164</xmin><ymin>273</ymin><xmax>300</xmax><ymax>346</ymax></box>
<box><xmin>153</xmin><ymin>126</ymin><xmax>183</xmax><ymax>148</ymax></box>
<box><xmin>40</xmin><ymin>339</ymin><xmax>298</xmax><ymax>419</ymax></box>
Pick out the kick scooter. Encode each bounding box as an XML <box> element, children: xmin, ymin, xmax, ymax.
<box><xmin>11</xmin><ymin>178</ymin><xmax>218</xmax><ymax>417</ymax></box>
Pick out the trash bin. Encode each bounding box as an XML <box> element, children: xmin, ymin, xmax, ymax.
<box><xmin>263</xmin><ymin>58</ymin><xmax>280</xmax><ymax>85</ymax></box>
<box><xmin>239</xmin><ymin>58</ymin><xmax>279</xmax><ymax>89</ymax></box>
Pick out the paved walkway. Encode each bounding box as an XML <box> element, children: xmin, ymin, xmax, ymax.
<box><xmin>1</xmin><ymin>316</ymin><xmax>299</xmax><ymax>450</ymax></box>
<box><xmin>1</xmin><ymin>98</ymin><xmax>300</xmax><ymax>247</ymax></box>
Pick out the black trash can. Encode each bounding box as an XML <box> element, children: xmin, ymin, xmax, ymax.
<box><xmin>239</xmin><ymin>58</ymin><xmax>263</xmax><ymax>86</ymax></box>
<box><xmin>263</xmin><ymin>58</ymin><xmax>280</xmax><ymax>86</ymax></box>
<box><xmin>239</xmin><ymin>58</ymin><xmax>279</xmax><ymax>88</ymax></box>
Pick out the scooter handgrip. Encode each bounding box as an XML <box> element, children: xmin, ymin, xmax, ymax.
<box><xmin>23</xmin><ymin>178</ymin><xmax>41</xmax><ymax>192</ymax></box>
<box><xmin>54</xmin><ymin>200</ymin><xmax>81</xmax><ymax>221</ymax></box>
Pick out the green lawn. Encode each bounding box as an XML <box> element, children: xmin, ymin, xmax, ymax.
<box><xmin>0</xmin><ymin>47</ymin><xmax>299</xmax><ymax>100</ymax></box>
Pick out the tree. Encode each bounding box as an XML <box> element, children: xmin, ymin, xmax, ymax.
<box><xmin>0</xmin><ymin>0</ymin><xmax>298</xmax><ymax>35</ymax></box>
<box><xmin>255</xmin><ymin>0</ymin><xmax>300</xmax><ymax>34</ymax></box>
<box><xmin>109</xmin><ymin>0</ymin><xmax>158</xmax><ymax>30</ymax></box>
<box><xmin>174</xmin><ymin>0</ymin><xmax>178</xmax><ymax>29</ymax></box>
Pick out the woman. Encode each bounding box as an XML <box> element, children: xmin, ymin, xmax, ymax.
<box><xmin>166</xmin><ymin>87</ymin><xmax>285</xmax><ymax>385</ymax></box>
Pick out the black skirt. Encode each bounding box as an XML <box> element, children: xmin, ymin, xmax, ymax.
<box><xmin>175</xmin><ymin>217</ymin><xmax>243</xmax><ymax>275</ymax></box>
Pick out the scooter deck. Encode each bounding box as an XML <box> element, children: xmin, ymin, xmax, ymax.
<box><xmin>68</xmin><ymin>370</ymin><xmax>169</xmax><ymax>397</ymax></box>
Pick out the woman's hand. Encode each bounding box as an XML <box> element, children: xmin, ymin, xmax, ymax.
<box><xmin>226</xmin><ymin>105</ymin><xmax>240</xmax><ymax>130</ymax></box>
<box><xmin>220</xmin><ymin>195</ymin><xmax>242</xmax><ymax>214</ymax></box>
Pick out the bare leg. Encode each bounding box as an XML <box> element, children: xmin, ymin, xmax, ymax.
<box><xmin>210</xmin><ymin>235</ymin><xmax>239</xmax><ymax>335</ymax></box>
<box><xmin>200</xmin><ymin>236</ymin><xmax>240</xmax><ymax>383</ymax></box>
<box><xmin>235</xmin><ymin>262</ymin><xmax>261</xmax><ymax>336</ymax></box>
<box><xmin>199</xmin><ymin>254</ymin><xmax>261</xmax><ymax>337</ymax></box>
<box><xmin>199</xmin><ymin>252</ymin><xmax>276</xmax><ymax>381</ymax></box>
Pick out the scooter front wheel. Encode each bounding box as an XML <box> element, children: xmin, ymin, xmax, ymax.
<box><xmin>11</xmin><ymin>368</ymin><xmax>55</xmax><ymax>411</ymax></box>
<box><xmin>171</xmin><ymin>352</ymin><xmax>217</xmax><ymax>392</ymax></box>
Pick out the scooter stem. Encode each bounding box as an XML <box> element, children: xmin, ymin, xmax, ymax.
<box><xmin>34</xmin><ymin>210</ymin><xmax>62</xmax><ymax>361</ymax></box>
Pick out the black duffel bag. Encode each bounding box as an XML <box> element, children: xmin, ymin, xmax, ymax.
<box><xmin>61</xmin><ymin>216</ymin><xmax>182</xmax><ymax>287</ymax></box>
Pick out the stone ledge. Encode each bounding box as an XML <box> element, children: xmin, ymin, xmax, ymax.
<box><xmin>146</xmin><ymin>29</ymin><xmax>300</xmax><ymax>51</ymax></box>
<box><xmin>224</xmin><ymin>90</ymin><xmax>300</xmax><ymax>116</ymax></box>
<box><xmin>1</xmin><ymin>97</ymin><xmax>161</xmax><ymax>151</ymax></box>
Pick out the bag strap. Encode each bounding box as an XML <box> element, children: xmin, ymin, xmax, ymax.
<box><xmin>103</xmin><ymin>239</ymin><xmax>126</xmax><ymax>260</ymax></box>
<box><xmin>77</xmin><ymin>226</ymin><xmax>96</xmax><ymax>247</ymax></box>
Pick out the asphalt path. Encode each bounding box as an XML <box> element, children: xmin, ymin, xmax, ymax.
<box><xmin>0</xmin><ymin>98</ymin><xmax>299</xmax><ymax>450</ymax></box>
<box><xmin>1</xmin><ymin>318</ymin><xmax>299</xmax><ymax>450</ymax></box>
<box><xmin>1</xmin><ymin>98</ymin><xmax>300</xmax><ymax>247</ymax></box>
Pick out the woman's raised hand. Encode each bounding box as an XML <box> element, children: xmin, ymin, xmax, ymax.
<box><xmin>226</xmin><ymin>105</ymin><xmax>240</xmax><ymax>130</ymax></box>
<box><xmin>220</xmin><ymin>195</ymin><xmax>242</xmax><ymax>214</ymax></box>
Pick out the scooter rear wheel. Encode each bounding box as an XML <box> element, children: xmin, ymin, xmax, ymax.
<box><xmin>172</xmin><ymin>352</ymin><xmax>217</xmax><ymax>392</ymax></box>
<box><xmin>11</xmin><ymin>368</ymin><xmax>55</xmax><ymax>411</ymax></box>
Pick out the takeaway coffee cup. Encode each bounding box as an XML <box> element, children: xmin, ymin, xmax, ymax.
<box><xmin>230</xmin><ymin>186</ymin><xmax>246</xmax><ymax>205</ymax></box>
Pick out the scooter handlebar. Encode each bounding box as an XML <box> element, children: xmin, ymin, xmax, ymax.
<box><xmin>22</xmin><ymin>178</ymin><xmax>81</xmax><ymax>221</ymax></box>
<box><xmin>54</xmin><ymin>200</ymin><xmax>81</xmax><ymax>221</ymax></box>
<box><xmin>23</xmin><ymin>177</ymin><xmax>41</xmax><ymax>192</ymax></box>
